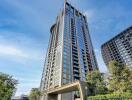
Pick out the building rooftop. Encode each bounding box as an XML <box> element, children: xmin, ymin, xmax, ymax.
<box><xmin>101</xmin><ymin>25</ymin><xmax>132</xmax><ymax>47</ymax></box>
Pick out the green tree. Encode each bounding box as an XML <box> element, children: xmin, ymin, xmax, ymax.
<box><xmin>108</xmin><ymin>61</ymin><xmax>132</xmax><ymax>93</ymax></box>
<box><xmin>0</xmin><ymin>72</ymin><xmax>18</xmax><ymax>100</ymax></box>
<box><xmin>29</xmin><ymin>88</ymin><xmax>41</xmax><ymax>100</ymax></box>
<box><xmin>86</xmin><ymin>70</ymin><xmax>108</xmax><ymax>96</ymax></box>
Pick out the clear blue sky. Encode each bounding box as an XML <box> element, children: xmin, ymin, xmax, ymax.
<box><xmin>0</xmin><ymin>0</ymin><xmax>132</xmax><ymax>96</ymax></box>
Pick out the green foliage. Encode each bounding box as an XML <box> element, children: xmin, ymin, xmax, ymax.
<box><xmin>86</xmin><ymin>70</ymin><xmax>108</xmax><ymax>96</ymax></box>
<box><xmin>87</xmin><ymin>93</ymin><xmax>132</xmax><ymax>100</ymax></box>
<box><xmin>86</xmin><ymin>61</ymin><xmax>132</xmax><ymax>99</ymax></box>
<box><xmin>29</xmin><ymin>88</ymin><xmax>41</xmax><ymax>100</ymax></box>
<box><xmin>108</xmin><ymin>61</ymin><xmax>132</xmax><ymax>93</ymax></box>
<box><xmin>0</xmin><ymin>72</ymin><xmax>18</xmax><ymax>100</ymax></box>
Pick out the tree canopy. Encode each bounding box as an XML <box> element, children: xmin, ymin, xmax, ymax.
<box><xmin>29</xmin><ymin>88</ymin><xmax>41</xmax><ymax>100</ymax></box>
<box><xmin>108</xmin><ymin>61</ymin><xmax>132</xmax><ymax>93</ymax></box>
<box><xmin>0</xmin><ymin>72</ymin><xmax>18</xmax><ymax>100</ymax></box>
<box><xmin>86</xmin><ymin>70</ymin><xmax>108</xmax><ymax>96</ymax></box>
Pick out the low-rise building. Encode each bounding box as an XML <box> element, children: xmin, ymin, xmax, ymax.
<box><xmin>12</xmin><ymin>95</ymin><xmax>29</xmax><ymax>100</ymax></box>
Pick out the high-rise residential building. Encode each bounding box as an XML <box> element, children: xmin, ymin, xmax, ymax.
<box><xmin>101</xmin><ymin>26</ymin><xmax>132</xmax><ymax>69</ymax></box>
<box><xmin>40</xmin><ymin>1</ymin><xmax>98</xmax><ymax>100</ymax></box>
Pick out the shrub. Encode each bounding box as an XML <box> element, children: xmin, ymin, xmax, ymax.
<box><xmin>87</xmin><ymin>93</ymin><xmax>132</xmax><ymax>100</ymax></box>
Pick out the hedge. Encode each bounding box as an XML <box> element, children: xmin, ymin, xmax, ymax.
<box><xmin>87</xmin><ymin>93</ymin><xmax>132</xmax><ymax>100</ymax></box>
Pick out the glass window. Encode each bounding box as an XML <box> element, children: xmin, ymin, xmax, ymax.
<box><xmin>63</xmin><ymin>73</ymin><xmax>67</xmax><ymax>78</ymax></box>
<box><xmin>71</xmin><ymin>7</ymin><xmax>74</xmax><ymax>13</ymax></box>
<box><xmin>63</xmin><ymin>78</ymin><xmax>66</xmax><ymax>84</ymax></box>
<box><xmin>66</xmin><ymin>3</ymin><xmax>69</xmax><ymax>9</ymax></box>
<box><xmin>63</xmin><ymin>67</ymin><xmax>67</xmax><ymax>72</ymax></box>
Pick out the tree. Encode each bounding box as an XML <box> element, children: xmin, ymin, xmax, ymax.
<box><xmin>86</xmin><ymin>70</ymin><xmax>108</xmax><ymax>96</ymax></box>
<box><xmin>0</xmin><ymin>72</ymin><xmax>18</xmax><ymax>100</ymax></box>
<box><xmin>108</xmin><ymin>61</ymin><xmax>132</xmax><ymax>93</ymax></box>
<box><xmin>29</xmin><ymin>88</ymin><xmax>41</xmax><ymax>100</ymax></box>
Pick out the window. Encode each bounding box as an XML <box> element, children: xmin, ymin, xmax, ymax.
<box><xmin>71</xmin><ymin>6</ymin><xmax>74</xmax><ymax>13</ymax></box>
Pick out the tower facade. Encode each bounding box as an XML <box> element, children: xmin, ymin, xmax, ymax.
<box><xmin>101</xmin><ymin>26</ymin><xmax>132</xmax><ymax>69</ymax></box>
<box><xmin>40</xmin><ymin>2</ymin><xmax>98</xmax><ymax>100</ymax></box>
